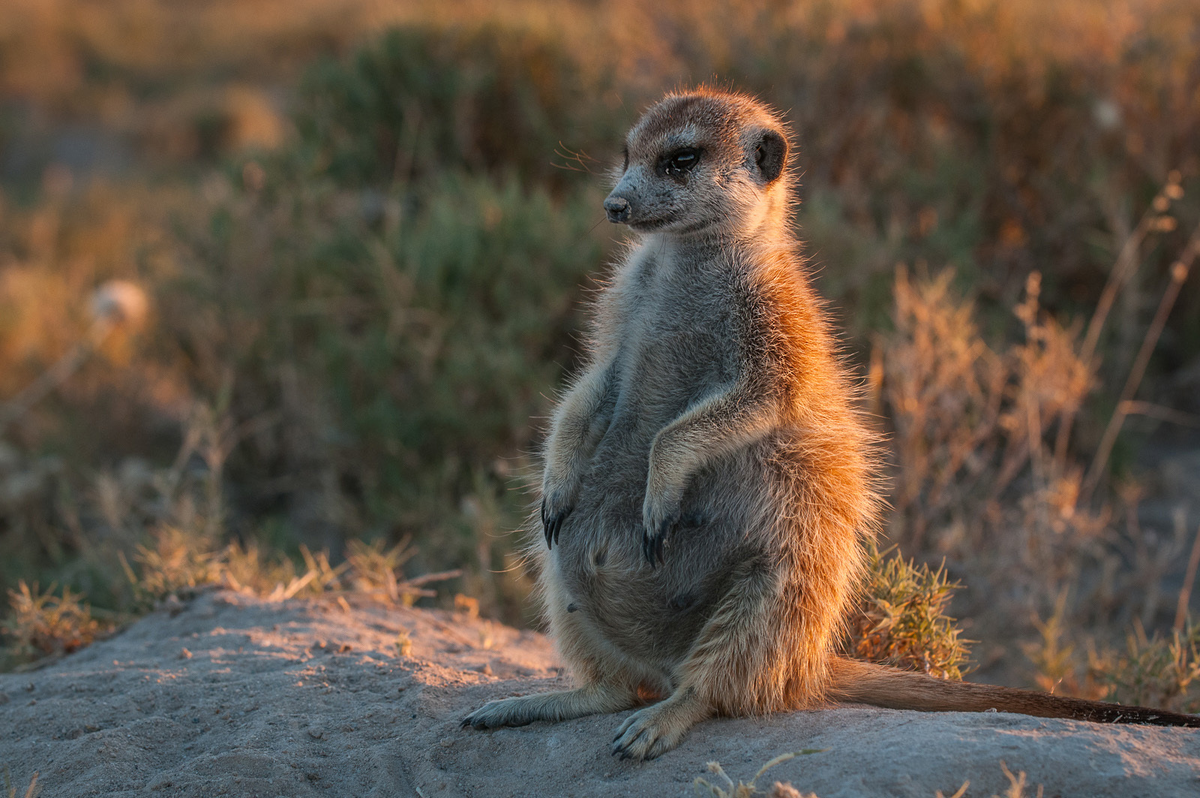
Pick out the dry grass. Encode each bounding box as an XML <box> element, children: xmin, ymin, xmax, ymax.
<box><xmin>933</xmin><ymin>762</ymin><xmax>1044</xmax><ymax>798</ymax></box>
<box><xmin>1</xmin><ymin>582</ymin><xmax>106</xmax><ymax>666</ymax></box>
<box><xmin>694</xmin><ymin>757</ymin><xmax>1041</xmax><ymax>798</ymax></box>
<box><xmin>0</xmin><ymin>406</ymin><xmax>457</xmax><ymax>667</ymax></box>
<box><xmin>693</xmin><ymin>751</ymin><xmax>825</xmax><ymax>798</ymax></box>
<box><xmin>882</xmin><ymin>267</ymin><xmax>1098</xmax><ymax>554</ymax></box>
<box><xmin>1</xmin><ymin>768</ymin><xmax>39</xmax><ymax>798</ymax></box>
<box><xmin>878</xmin><ymin>267</ymin><xmax>1105</xmax><ymax>674</ymax></box>
<box><xmin>1088</xmin><ymin>620</ymin><xmax>1200</xmax><ymax>713</ymax></box>
<box><xmin>848</xmin><ymin>543</ymin><xmax>970</xmax><ymax>680</ymax></box>
<box><xmin>877</xmin><ymin>250</ymin><xmax>1199</xmax><ymax>683</ymax></box>
<box><xmin>129</xmin><ymin>526</ymin><xmax>458</xmax><ymax>608</ymax></box>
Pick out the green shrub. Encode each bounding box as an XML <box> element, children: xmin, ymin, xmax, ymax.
<box><xmin>292</xmin><ymin>24</ymin><xmax>620</xmax><ymax>188</ymax></box>
<box><xmin>161</xmin><ymin>164</ymin><xmax>610</xmax><ymax>618</ymax></box>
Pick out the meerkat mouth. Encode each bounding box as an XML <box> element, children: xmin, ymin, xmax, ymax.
<box><xmin>629</xmin><ymin>216</ymin><xmax>717</xmax><ymax>236</ymax></box>
<box><xmin>627</xmin><ymin>217</ymin><xmax>674</xmax><ymax>232</ymax></box>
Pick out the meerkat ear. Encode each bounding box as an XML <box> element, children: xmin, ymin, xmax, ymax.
<box><xmin>753</xmin><ymin>129</ymin><xmax>788</xmax><ymax>184</ymax></box>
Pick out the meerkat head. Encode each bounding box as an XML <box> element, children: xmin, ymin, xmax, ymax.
<box><xmin>603</xmin><ymin>89</ymin><xmax>792</xmax><ymax>238</ymax></box>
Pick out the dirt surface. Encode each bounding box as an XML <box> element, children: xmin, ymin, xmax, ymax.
<box><xmin>2</xmin><ymin>589</ymin><xmax>1199</xmax><ymax>797</ymax></box>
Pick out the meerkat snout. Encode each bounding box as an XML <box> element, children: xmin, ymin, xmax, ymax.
<box><xmin>603</xmin><ymin>195</ymin><xmax>631</xmax><ymax>223</ymax></box>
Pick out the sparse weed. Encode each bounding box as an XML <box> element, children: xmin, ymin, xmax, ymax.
<box><xmin>1</xmin><ymin>582</ymin><xmax>106</xmax><ymax>666</ymax></box>
<box><xmin>394</xmin><ymin>629</ymin><xmax>412</xmax><ymax>657</ymax></box>
<box><xmin>2</xmin><ymin>767</ymin><xmax>40</xmax><ymax>798</ymax></box>
<box><xmin>847</xmin><ymin>542</ymin><xmax>970</xmax><ymax>680</ymax></box>
<box><xmin>694</xmin><ymin>750</ymin><xmax>825</xmax><ymax>798</ymax></box>
<box><xmin>1021</xmin><ymin>590</ymin><xmax>1101</xmax><ymax>699</ymax></box>
<box><xmin>125</xmin><ymin>523</ymin><xmax>456</xmax><ymax>611</ymax></box>
<box><xmin>694</xmin><ymin>760</ymin><xmax>1039</xmax><ymax>798</ymax></box>
<box><xmin>992</xmin><ymin>762</ymin><xmax>1042</xmax><ymax>798</ymax></box>
<box><xmin>1088</xmin><ymin>619</ymin><xmax>1200</xmax><ymax>714</ymax></box>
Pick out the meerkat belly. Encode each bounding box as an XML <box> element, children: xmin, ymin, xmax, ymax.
<box><xmin>551</xmin><ymin>461</ymin><xmax>750</xmax><ymax>667</ymax></box>
<box><xmin>551</xmin><ymin>392</ymin><xmax>769</xmax><ymax>670</ymax></box>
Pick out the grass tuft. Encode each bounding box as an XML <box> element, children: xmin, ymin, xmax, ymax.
<box><xmin>1089</xmin><ymin>619</ymin><xmax>1200</xmax><ymax>714</ymax></box>
<box><xmin>1</xmin><ymin>582</ymin><xmax>107</xmax><ymax>667</ymax></box>
<box><xmin>848</xmin><ymin>543</ymin><xmax>971</xmax><ymax>680</ymax></box>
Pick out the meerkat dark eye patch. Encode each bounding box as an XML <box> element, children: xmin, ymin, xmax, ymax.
<box><xmin>661</xmin><ymin>148</ymin><xmax>700</xmax><ymax>178</ymax></box>
<box><xmin>622</xmin><ymin>146</ymin><xmax>629</xmax><ymax>172</ymax></box>
<box><xmin>753</xmin><ymin>130</ymin><xmax>787</xmax><ymax>183</ymax></box>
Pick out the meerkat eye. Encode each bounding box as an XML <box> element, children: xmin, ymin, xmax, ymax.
<box><xmin>622</xmin><ymin>146</ymin><xmax>629</xmax><ymax>172</ymax></box>
<box><xmin>663</xmin><ymin>148</ymin><xmax>700</xmax><ymax>177</ymax></box>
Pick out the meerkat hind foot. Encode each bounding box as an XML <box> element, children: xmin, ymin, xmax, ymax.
<box><xmin>610</xmin><ymin>688</ymin><xmax>711</xmax><ymax>761</ymax></box>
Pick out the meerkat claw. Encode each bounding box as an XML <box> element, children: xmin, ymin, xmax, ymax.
<box><xmin>641</xmin><ymin>523</ymin><xmax>671</xmax><ymax>567</ymax></box>
<box><xmin>641</xmin><ymin>531</ymin><xmax>657</xmax><ymax>568</ymax></box>
<box><xmin>542</xmin><ymin>501</ymin><xmax>573</xmax><ymax>548</ymax></box>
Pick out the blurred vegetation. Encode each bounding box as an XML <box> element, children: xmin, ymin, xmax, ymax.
<box><xmin>1</xmin><ymin>0</ymin><xmax>1200</xmax><ymax>701</ymax></box>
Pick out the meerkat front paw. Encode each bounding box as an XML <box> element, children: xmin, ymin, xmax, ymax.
<box><xmin>641</xmin><ymin>491</ymin><xmax>682</xmax><ymax>567</ymax></box>
<box><xmin>541</xmin><ymin>475</ymin><xmax>580</xmax><ymax>548</ymax></box>
<box><xmin>462</xmin><ymin>696</ymin><xmax>536</xmax><ymax>730</ymax></box>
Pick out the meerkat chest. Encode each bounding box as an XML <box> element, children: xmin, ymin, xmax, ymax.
<box><xmin>612</xmin><ymin>243</ymin><xmax>739</xmax><ymax>410</ymax></box>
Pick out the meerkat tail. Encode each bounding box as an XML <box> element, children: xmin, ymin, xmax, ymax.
<box><xmin>827</xmin><ymin>657</ymin><xmax>1200</xmax><ymax>727</ymax></box>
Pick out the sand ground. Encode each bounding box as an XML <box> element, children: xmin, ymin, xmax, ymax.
<box><xmin>2</xmin><ymin>589</ymin><xmax>1199</xmax><ymax>797</ymax></box>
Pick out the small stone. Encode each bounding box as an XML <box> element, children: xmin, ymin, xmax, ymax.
<box><xmin>163</xmin><ymin>594</ymin><xmax>185</xmax><ymax>616</ymax></box>
<box><xmin>308</xmin><ymin>727</ymin><xmax>324</xmax><ymax>740</ymax></box>
<box><xmin>180</xmin><ymin>648</ymin><xmax>193</xmax><ymax>659</ymax></box>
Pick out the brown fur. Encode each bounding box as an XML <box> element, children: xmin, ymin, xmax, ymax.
<box><xmin>462</xmin><ymin>88</ymin><xmax>1200</xmax><ymax>760</ymax></box>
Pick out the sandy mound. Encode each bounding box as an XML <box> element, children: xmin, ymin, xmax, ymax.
<box><xmin>2</xmin><ymin>589</ymin><xmax>1198</xmax><ymax>797</ymax></box>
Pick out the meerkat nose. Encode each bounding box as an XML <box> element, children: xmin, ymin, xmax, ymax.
<box><xmin>604</xmin><ymin>196</ymin><xmax>632</xmax><ymax>224</ymax></box>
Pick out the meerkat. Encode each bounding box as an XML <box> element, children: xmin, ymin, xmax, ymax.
<box><xmin>462</xmin><ymin>88</ymin><xmax>1200</xmax><ymax>760</ymax></box>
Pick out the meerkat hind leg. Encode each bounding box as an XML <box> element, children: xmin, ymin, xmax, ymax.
<box><xmin>610</xmin><ymin>559</ymin><xmax>787</xmax><ymax>760</ymax></box>
<box><xmin>462</xmin><ymin>681</ymin><xmax>640</xmax><ymax>730</ymax></box>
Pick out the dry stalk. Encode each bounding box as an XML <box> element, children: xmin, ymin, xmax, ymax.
<box><xmin>1056</xmin><ymin>172</ymin><xmax>1185</xmax><ymax>464</ymax></box>
<box><xmin>1176</xmin><ymin>525</ymin><xmax>1200</xmax><ymax>633</ymax></box>
<box><xmin>1084</xmin><ymin>222</ymin><xmax>1199</xmax><ymax>499</ymax></box>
